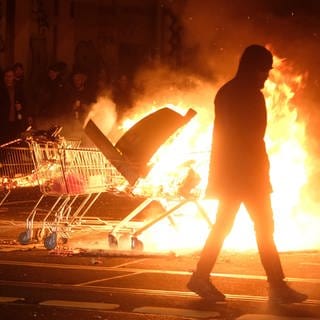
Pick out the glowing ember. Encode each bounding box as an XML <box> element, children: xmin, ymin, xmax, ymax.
<box><xmin>125</xmin><ymin>54</ymin><xmax>319</xmax><ymax>254</ymax></box>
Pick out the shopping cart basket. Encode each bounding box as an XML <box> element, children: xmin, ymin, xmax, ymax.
<box><xmin>1</xmin><ymin>126</ymin><xmax>80</xmax><ymax>209</ymax></box>
<box><xmin>18</xmin><ymin>140</ymin><xmax>129</xmax><ymax>249</ymax></box>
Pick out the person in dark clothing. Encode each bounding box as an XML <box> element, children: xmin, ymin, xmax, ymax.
<box><xmin>13</xmin><ymin>62</ymin><xmax>25</xmax><ymax>91</ymax></box>
<box><xmin>36</xmin><ymin>63</ymin><xmax>68</xmax><ymax>125</ymax></box>
<box><xmin>59</xmin><ymin>70</ymin><xmax>97</xmax><ymax>145</ymax></box>
<box><xmin>187</xmin><ymin>45</ymin><xmax>308</xmax><ymax>304</ymax></box>
<box><xmin>67</xmin><ymin>70</ymin><xmax>96</xmax><ymax>122</ymax></box>
<box><xmin>0</xmin><ymin>67</ymin><xmax>29</xmax><ymax>145</ymax></box>
<box><xmin>111</xmin><ymin>74</ymin><xmax>135</xmax><ymax>120</ymax></box>
<box><xmin>13</xmin><ymin>62</ymin><xmax>34</xmax><ymax>127</ymax></box>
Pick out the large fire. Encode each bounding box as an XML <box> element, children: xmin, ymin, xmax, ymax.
<box><xmin>116</xmin><ymin>54</ymin><xmax>320</xmax><ymax>254</ymax></box>
<box><xmin>7</xmin><ymin>53</ymin><xmax>318</xmax><ymax>254</ymax></box>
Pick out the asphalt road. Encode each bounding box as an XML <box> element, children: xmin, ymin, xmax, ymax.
<box><xmin>0</xmin><ymin>188</ymin><xmax>319</xmax><ymax>320</ymax></box>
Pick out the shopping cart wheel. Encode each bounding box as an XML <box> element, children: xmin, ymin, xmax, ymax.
<box><xmin>18</xmin><ymin>229</ymin><xmax>31</xmax><ymax>245</ymax></box>
<box><xmin>44</xmin><ymin>232</ymin><xmax>57</xmax><ymax>250</ymax></box>
<box><xmin>108</xmin><ymin>234</ymin><xmax>118</xmax><ymax>249</ymax></box>
<box><xmin>131</xmin><ymin>237</ymin><xmax>144</xmax><ymax>251</ymax></box>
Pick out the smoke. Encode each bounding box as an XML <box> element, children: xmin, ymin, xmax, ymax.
<box><xmin>87</xmin><ymin>95</ymin><xmax>118</xmax><ymax>141</ymax></box>
<box><xmin>127</xmin><ymin>1</ymin><xmax>320</xmax><ymax>133</ymax></box>
<box><xmin>127</xmin><ymin>1</ymin><xmax>320</xmax><ymax>121</ymax></box>
<box><xmin>178</xmin><ymin>0</ymin><xmax>275</xmax><ymax>78</ymax></box>
<box><xmin>180</xmin><ymin>1</ymin><xmax>320</xmax><ymax>107</ymax></box>
<box><xmin>175</xmin><ymin>0</ymin><xmax>320</xmax><ymax>111</ymax></box>
<box><xmin>181</xmin><ymin>2</ymin><xmax>317</xmax><ymax>59</ymax></box>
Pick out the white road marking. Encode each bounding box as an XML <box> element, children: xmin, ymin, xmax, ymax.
<box><xmin>301</xmin><ymin>262</ymin><xmax>320</xmax><ymax>266</ymax></box>
<box><xmin>133</xmin><ymin>306</ymin><xmax>221</xmax><ymax>318</ymax></box>
<box><xmin>112</xmin><ymin>258</ymin><xmax>149</xmax><ymax>268</ymax></box>
<box><xmin>40</xmin><ymin>299</ymin><xmax>119</xmax><ymax>310</ymax></box>
<box><xmin>1</xmin><ymin>281</ymin><xmax>320</xmax><ymax>306</ymax></box>
<box><xmin>0</xmin><ymin>245</ymin><xmax>43</xmax><ymax>252</ymax></box>
<box><xmin>76</xmin><ymin>271</ymin><xmax>144</xmax><ymax>286</ymax></box>
<box><xmin>0</xmin><ymin>296</ymin><xmax>24</xmax><ymax>302</ymax></box>
<box><xmin>0</xmin><ymin>259</ymin><xmax>319</xmax><ymax>283</ymax></box>
<box><xmin>236</xmin><ymin>314</ymin><xmax>320</xmax><ymax>320</ymax></box>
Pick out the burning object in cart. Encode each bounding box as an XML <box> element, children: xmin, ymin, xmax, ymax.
<box><xmin>84</xmin><ymin>107</ymin><xmax>197</xmax><ymax>185</ymax></box>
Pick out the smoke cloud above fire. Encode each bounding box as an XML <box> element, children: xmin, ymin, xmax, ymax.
<box><xmin>176</xmin><ymin>0</ymin><xmax>318</xmax><ymax>78</ymax></box>
<box><xmin>177</xmin><ymin>0</ymin><xmax>320</xmax><ymax>134</ymax></box>
<box><xmin>93</xmin><ymin>0</ymin><xmax>320</xmax><ymax>144</ymax></box>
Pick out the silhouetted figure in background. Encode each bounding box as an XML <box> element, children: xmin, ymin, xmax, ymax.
<box><xmin>36</xmin><ymin>63</ymin><xmax>68</xmax><ymax>127</ymax></box>
<box><xmin>0</xmin><ymin>67</ymin><xmax>29</xmax><ymax>144</ymax></box>
<box><xmin>67</xmin><ymin>70</ymin><xmax>96</xmax><ymax>122</ymax></box>
<box><xmin>187</xmin><ymin>45</ymin><xmax>308</xmax><ymax>304</ymax></box>
<box><xmin>62</xmin><ymin>70</ymin><xmax>96</xmax><ymax>145</ymax></box>
<box><xmin>13</xmin><ymin>62</ymin><xmax>34</xmax><ymax>128</ymax></box>
<box><xmin>13</xmin><ymin>62</ymin><xmax>25</xmax><ymax>92</ymax></box>
<box><xmin>112</xmin><ymin>74</ymin><xmax>135</xmax><ymax>120</ymax></box>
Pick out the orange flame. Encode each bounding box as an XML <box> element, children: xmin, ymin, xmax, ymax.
<box><xmin>118</xmin><ymin>54</ymin><xmax>320</xmax><ymax>254</ymax></box>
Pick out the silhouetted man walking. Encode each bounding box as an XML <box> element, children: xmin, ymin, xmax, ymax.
<box><xmin>187</xmin><ymin>45</ymin><xmax>308</xmax><ymax>304</ymax></box>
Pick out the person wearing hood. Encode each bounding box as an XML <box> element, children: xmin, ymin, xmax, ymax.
<box><xmin>187</xmin><ymin>45</ymin><xmax>308</xmax><ymax>304</ymax></box>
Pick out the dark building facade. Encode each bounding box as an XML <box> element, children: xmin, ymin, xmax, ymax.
<box><xmin>0</xmin><ymin>0</ymin><xmax>185</xmax><ymax>86</ymax></box>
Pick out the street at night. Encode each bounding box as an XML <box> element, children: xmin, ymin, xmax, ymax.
<box><xmin>1</xmin><ymin>1</ymin><xmax>320</xmax><ymax>319</ymax></box>
<box><xmin>0</xmin><ymin>192</ymin><xmax>319</xmax><ymax>320</ymax></box>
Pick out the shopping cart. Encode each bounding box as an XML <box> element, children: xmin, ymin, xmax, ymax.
<box><xmin>18</xmin><ymin>140</ymin><xmax>129</xmax><ymax>249</ymax></box>
<box><xmin>0</xmin><ymin>127</ymin><xmax>80</xmax><ymax>210</ymax></box>
<box><xmin>0</xmin><ymin>139</ymin><xmax>39</xmax><ymax>210</ymax></box>
<box><xmin>16</xmin><ymin>141</ymin><xmax>212</xmax><ymax>252</ymax></box>
<box><xmin>13</xmin><ymin>141</ymin><xmax>212</xmax><ymax>252</ymax></box>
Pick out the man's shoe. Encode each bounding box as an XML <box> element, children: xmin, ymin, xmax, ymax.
<box><xmin>269</xmin><ymin>282</ymin><xmax>308</xmax><ymax>304</ymax></box>
<box><xmin>187</xmin><ymin>272</ymin><xmax>225</xmax><ymax>301</ymax></box>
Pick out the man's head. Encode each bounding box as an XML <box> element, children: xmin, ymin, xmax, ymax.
<box><xmin>236</xmin><ymin>44</ymin><xmax>273</xmax><ymax>88</ymax></box>
<box><xmin>13</xmin><ymin>63</ymin><xmax>24</xmax><ymax>80</ymax></box>
<box><xmin>48</xmin><ymin>64</ymin><xmax>60</xmax><ymax>80</ymax></box>
<box><xmin>72</xmin><ymin>71</ymin><xmax>87</xmax><ymax>90</ymax></box>
<box><xmin>3</xmin><ymin>68</ymin><xmax>15</xmax><ymax>87</ymax></box>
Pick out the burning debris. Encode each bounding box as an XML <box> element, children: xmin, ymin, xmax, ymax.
<box><xmin>84</xmin><ymin>107</ymin><xmax>197</xmax><ymax>185</ymax></box>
